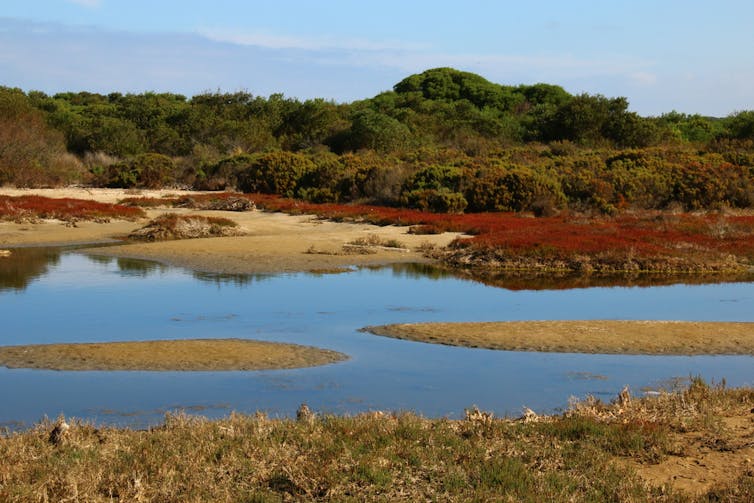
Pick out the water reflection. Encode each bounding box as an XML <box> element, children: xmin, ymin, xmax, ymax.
<box><xmin>88</xmin><ymin>255</ymin><xmax>170</xmax><ymax>277</ymax></box>
<box><xmin>4</xmin><ymin>246</ymin><xmax>754</xmax><ymax>292</ymax></box>
<box><xmin>0</xmin><ymin>248</ymin><xmax>61</xmax><ymax>292</ymax></box>
<box><xmin>360</xmin><ymin>262</ymin><xmax>754</xmax><ymax>291</ymax></box>
<box><xmin>1</xmin><ymin>249</ymin><xmax>753</xmax><ymax>429</ymax></box>
<box><xmin>192</xmin><ymin>270</ymin><xmax>272</xmax><ymax>288</ymax></box>
<box><xmin>444</xmin><ymin>268</ymin><xmax>754</xmax><ymax>291</ymax></box>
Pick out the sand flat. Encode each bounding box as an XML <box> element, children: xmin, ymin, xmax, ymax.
<box><xmin>0</xmin><ymin>338</ymin><xmax>346</xmax><ymax>371</ymax></box>
<box><xmin>363</xmin><ymin>320</ymin><xmax>754</xmax><ymax>354</ymax></box>
<box><xmin>0</xmin><ymin>188</ymin><xmax>459</xmax><ymax>274</ymax></box>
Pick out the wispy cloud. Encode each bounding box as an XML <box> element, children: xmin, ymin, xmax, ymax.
<box><xmin>198</xmin><ymin>28</ymin><xmax>428</xmax><ymax>52</ymax></box>
<box><xmin>66</xmin><ymin>0</ymin><xmax>102</xmax><ymax>8</ymax></box>
<box><xmin>198</xmin><ymin>27</ymin><xmax>655</xmax><ymax>87</ymax></box>
<box><xmin>629</xmin><ymin>71</ymin><xmax>657</xmax><ymax>86</ymax></box>
<box><xmin>0</xmin><ymin>18</ymin><xmax>746</xmax><ymax>115</ymax></box>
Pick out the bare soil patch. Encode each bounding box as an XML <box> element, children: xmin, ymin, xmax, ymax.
<box><xmin>363</xmin><ymin>320</ymin><xmax>754</xmax><ymax>354</ymax></box>
<box><xmin>0</xmin><ymin>339</ymin><xmax>346</xmax><ymax>371</ymax></box>
<box><xmin>629</xmin><ymin>412</ymin><xmax>754</xmax><ymax>496</ymax></box>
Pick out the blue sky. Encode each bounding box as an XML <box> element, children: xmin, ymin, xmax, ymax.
<box><xmin>2</xmin><ymin>0</ymin><xmax>752</xmax><ymax>116</ymax></box>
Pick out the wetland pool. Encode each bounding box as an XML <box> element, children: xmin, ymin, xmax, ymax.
<box><xmin>1</xmin><ymin>247</ymin><xmax>753</xmax><ymax>429</ymax></box>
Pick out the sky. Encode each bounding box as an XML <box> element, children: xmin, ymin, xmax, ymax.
<box><xmin>1</xmin><ymin>0</ymin><xmax>752</xmax><ymax>116</ymax></box>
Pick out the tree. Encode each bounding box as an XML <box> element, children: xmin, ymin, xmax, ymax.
<box><xmin>0</xmin><ymin>87</ymin><xmax>82</xmax><ymax>187</ymax></box>
<box><xmin>724</xmin><ymin>111</ymin><xmax>754</xmax><ymax>140</ymax></box>
<box><xmin>345</xmin><ymin>109</ymin><xmax>411</xmax><ymax>152</ymax></box>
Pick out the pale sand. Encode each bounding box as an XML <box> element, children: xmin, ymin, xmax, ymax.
<box><xmin>363</xmin><ymin>320</ymin><xmax>754</xmax><ymax>354</ymax></box>
<box><xmin>0</xmin><ymin>188</ymin><xmax>460</xmax><ymax>274</ymax></box>
<box><xmin>0</xmin><ymin>339</ymin><xmax>346</xmax><ymax>371</ymax></box>
<box><xmin>0</xmin><ymin>187</ymin><xmax>204</xmax><ymax>204</ymax></box>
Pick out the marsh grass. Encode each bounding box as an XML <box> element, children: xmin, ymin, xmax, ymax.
<box><xmin>2</xmin><ymin>382</ymin><xmax>752</xmax><ymax>501</ymax></box>
<box><xmin>346</xmin><ymin>234</ymin><xmax>407</xmax><ymax>250</ymax></box>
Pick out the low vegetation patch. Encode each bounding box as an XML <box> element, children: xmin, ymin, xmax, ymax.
<box><xmin>129</xmin><ymin>213</ymin><xmax>242</xmax><ymax>241</ymax></box>
<box><xmin>345</xmin><ymin>233</ymin><xmax>406</xmax><ymax>250</ymax></box>
<box><xmin>251</xmin><ymin>194</ymin><xmax>754</xmax><ymax>273</ymax></box>
<box><xmin>0</xmin><ymin>195</ymin><xmax>144</xmax><ymax>222</ymax></box>
<box><xmin>120</xmin><ymin>193</ymin><xmax>255</xmax><ymax>212</ymax></box>
<box><xmin>1</xmin><ymin>381</ymin><xmax>751</xmax><ymax>500</ymax></box>
<box><xmin>86</xmin><ymin>191</ymin><xmax>754</xmax><ymax>272</ymax></box>
<box><xmin>363</xmin><ymin>320</ymin><xmax>754</xmax><ymax>355</ymax></box>
<box><xmin>0</xmin><ymin>339</ymin><xmax>346</xmax><ymax>371</ymax></box>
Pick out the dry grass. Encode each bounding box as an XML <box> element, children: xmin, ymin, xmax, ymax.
<box><xmin>363</xmin><ymin>320</ymin><xmax>754</xmax><ymax>355</ymax></box>
<box><xmin>0</xmin><ymin>339</ymin><xmax>346</xmax><ymax>371</ymax></box>
<box><xmin>343</xmin><ymin>234</ymin><xmax>409</xmax><ymax>254</ymax></box>
<box><xmin>129</xmin><ymin>213</ymin><xmax>243</xmax><ymax>241</ymax></box>
<box><xmin>1</xmin><ymin>382</ymin><xmax>751</xmax><ymax>501</ymax></box>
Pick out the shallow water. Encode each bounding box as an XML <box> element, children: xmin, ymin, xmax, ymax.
<box><xmin>1</xmin><ymin>248</ymin><xmax>753</xmax><ymax>429</ymax></box>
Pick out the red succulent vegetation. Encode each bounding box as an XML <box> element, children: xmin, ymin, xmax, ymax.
<box><xmin>117</xmin><ymin>192</ymin><xmax>754</xmax><ymax>272</ymax></box>
<box><xmin>250</xmin><ymin>194</ymin><xmax>754</xmax><ymax>272</ymax></box>
<box><xmin>0</xmin><ymin>195</ymin><xmax>145</xmax><ymax>222</ymax></box>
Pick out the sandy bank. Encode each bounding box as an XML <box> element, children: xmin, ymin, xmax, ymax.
<box><xmin>363</xmin><ymin>320</ymin><xmax>754</xmax><ymax>354</ymax></box>
<box><xmin>0</xmin><ymin>188</ymin><xmax>460</xmax><ymax>274</ymax></box>
<box><xmin>0</xmin><ymin>338</ymin><xmax>346</xmax><ymax>371</ymax></box>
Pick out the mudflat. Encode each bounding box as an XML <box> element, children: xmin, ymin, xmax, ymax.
<box><xmin>363</xmin><ymin>320</ymin><xmax>754</xmax><ymax>355</ymax></box>
<box><xmin>0</xmin><ymin>339</ymin><xmax>346</xmax><ymax>371</ymax></box>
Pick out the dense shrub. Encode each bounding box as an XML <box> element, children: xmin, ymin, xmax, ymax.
<box><xmin>403</xmin><ymin>188</ymin><xmax>468</xmax><ymax>213</ymax></box>
<box><xmin>198</xmin><ymin>153</ymin><xmax>253</xmax><ymax>190</ymax></box>
<box><xmin>2</xmin><ymin>69</ymin><xmax>753</xmax><ymax>214</ymax></box>
<box><xmin>343</xmin><ymin>109</ymin><xmax>412</xmax><ymax>152</ymax></box>
<box><xmin>236</xmin><ymin>151</ymin><xmax>315</xmax><ymax>196</ymax></box>
<box><xmin>464</xmin><ymin>166</ymin><xmax>565</xmax><ymax>213</ymax></box>
<box><xmin>97</xmin><ymin>153</ymin><xmax>175</xmax><ymax>189</ymax></box>
<box><xmin>670</xmin><ymin>159</ymin><xmax>753</xmax><ymax>210</ymax></box>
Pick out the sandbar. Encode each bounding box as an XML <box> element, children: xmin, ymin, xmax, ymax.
<box><xmin>363</xmin><ymin>320</ymin><xmax>754</xmax><ymax>355</ymax></box>
<box><xmin>0</xmin><ymin>338</ymin><xmax>347</xmax><ymax>371</ymax></box>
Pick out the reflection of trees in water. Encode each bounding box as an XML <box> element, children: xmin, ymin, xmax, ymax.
<box><xmin>88</xmin><ymin>254</ymin><xmax>267</xmax><ymax>284</ymax></box>
<box><xmin>192</xmin><ymin>271</ymin><xmax>272</xmax><ymax>287</ymax></box>
<box><xmin>0</xmin><ymin>248</ymin><xmax>60</xmax><ymax>291</ymax></box>
<box><xmin>366</xmin><ymin>262</ymin><xmax>754</xmax><ymax>290</ymax></box>
<box><xmin>456</xmin><ymin>270</ymin><xmax>754</xmax><ymax>291</ymax></box>
<box><xmin>90</xmin><ymin>254</ymin><xmax>270</xmax><ymax>284</ymax></box>
<box><xmin>87</xmin><ymin>255</ymin><xmax>170</xmax><ymax>278</ymax></box>
<box><xmin>116</xmin><ymin>257</ymin><xmax>167</xmax><ymax>277</ymax></box>
<box><xmin>84</xmin><ymin>254</ymin><xmax>168</xmax><ymax>277</ymax></box>
<box><xmin>85</xmin><ymin>254</ymin><xmax>115</xmax><ymax>266</ymax></box>
<box><xmin>7</xmin><ymin>249</ymin><xmax>750</xmax><ymax>294</ymax></box>
<box><xmin>385</xmin><ymin>263</ymin><xmax>458</xmax><ymax>281</ymax></box>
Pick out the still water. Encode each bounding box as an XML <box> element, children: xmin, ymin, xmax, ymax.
<box><xmin>1</xmin><ymin>247</ymin><xmax>753</xmax><ymax>429</ymax></box>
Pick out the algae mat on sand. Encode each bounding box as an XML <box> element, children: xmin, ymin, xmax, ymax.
<box><xmin>0</xmin><ymin>338</ymin><xmax>346</xmax><ymax>371</ymax></box>
<box><xmin>363</xmin><ymin>320</ymin><xmax>754</xmax><ymax>355</ymax></box>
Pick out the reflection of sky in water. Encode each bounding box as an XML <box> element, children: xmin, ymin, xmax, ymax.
<box><xmin>1</xmin><ymin>249</ymin><xmax>753</xmax><ymax>429</ymax></box>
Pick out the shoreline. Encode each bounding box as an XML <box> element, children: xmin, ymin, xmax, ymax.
<box><xmin>0</xmin><ymin>188</ymin><xmax>460</xmax><ymax>275</ymax></box>
<box><xmin>3</xmin><ymin>382</ymin><xmax>753</xmax><ymax>498</ymax></box>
